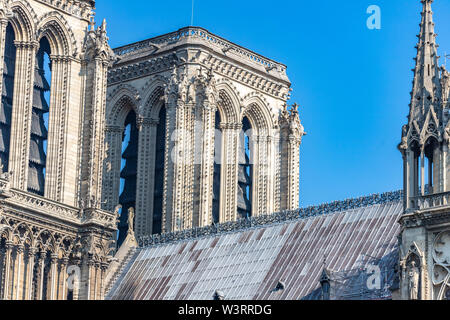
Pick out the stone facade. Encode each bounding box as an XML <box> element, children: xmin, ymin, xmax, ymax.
<box><xmin>0</xmin><ymin>0</ymin><xmax>116</xmax><ymax>300</ymax></box>
<box><xmin>398</xmin><ymin>0</ymin><xmax>450</xmax><ymax>300</ymax></box>
<box><xmin>0</xmin><ymin>0</ymin><xmax>304</xmax><ymax>300</ymax></box>
<box><xmin>105</xmin><ymin>27</ymin><xmax>305</xmax><ymax>240</ymax></box>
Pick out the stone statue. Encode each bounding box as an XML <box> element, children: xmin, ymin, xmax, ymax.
<box><xmin>114</xmin><ymin>204</ymin><xmax>122</xmax><ymax>227</ymax></box>
<box><xmin>408</xmin><ymin>261</ymin><xmax>420</xmax><ymax>300</ymax></box>
<box><xmin>89</xmin><ymin>195</ymin><xmax>97</xmax><ymax>208</ymax></box>
<box><xmin>127</xmin><ymin>207</ymin><xmax>135</xmax><ymax>235</ymax></box>
<box><xmin>0</xmin><ymin>171</ymin><xmax>13</xmax><ymax>196</ymax></box>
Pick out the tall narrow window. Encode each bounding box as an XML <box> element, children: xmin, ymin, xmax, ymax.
<box><xmin>118</xmin><ymin>110</ymin><xmax>138</xmax><ymax>246</ymax></box>
<box><xmin>237</xmin><ymin>116</ymin><xmax>252</xmax><ymax>218</ymax></box>
<box><xmin>152</xmin><ymin>105</ymin><xmax>166</xmax><ymax>234</ymax></box>
<box><xmin>28</xmin><ymin>38</ymin><xmax>51</xmax><ymax>196</ymax></box>
<box><xmin>0</xmin><ymin>24</ymin><xmax>16</xmax><ymax>171</ymax></box>
<box><xmin>212</xmin><ymin>110</ymin><xmax>222</xmax><ymax>223</ymax></box>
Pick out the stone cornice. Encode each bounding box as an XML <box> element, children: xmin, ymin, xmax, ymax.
<box><xmin>108</xmin><ymin>28</ymin><xmax>291</xmax><ymax>100</ymax></box>
<box><xmin>108</xmin><ymin>55</ymin><xmax>290</xmax><ymax>101</ymax></box>
<box><xmin>0</xmin><ymin>178</ymin><xmax>116</xmax><ymax>231</ymax></box>
<box><xmin>34</xmin><ymin>0</ymin><xmax>94</xmax><ymax>21</ymax></box>
<box><xmin>112</xmin><ymin>27</ymin><xmax>287</xmax><ymax>78</ymax></box>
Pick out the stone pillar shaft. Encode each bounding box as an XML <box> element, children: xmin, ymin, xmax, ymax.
<box><xmin>219</xmin><ymin>124</ymin><xmax>240</xmax><ymax>222</ymax></box>
<box><xmin>26</xmin><ymin>249</ymin><xmax>35</xmax><ymax>300</ymax></box>
<box><xmin>9</xmin><ymin>41</ymin><xmax>37</xmax><ymax>190</ymax></box>
<box><xmin>2</xmin><ymin>242</ymin><xmax>12</xmax><ymax>299</ymax></box>
<box><xmin>14</xmin><ymin>245</ymin><xmax>23</xmax><ymax>300</ymax></box>
<box><xmin>196</xmin><ymin>103</ymin><xmax>216</xmax><ymax>227</ymax></box>
<box><xmin>0</xmin><ymin>18</ymin><xmax>9</xmax><ymax>99</ymax></box>
<box><xmin>135</xmin><ymin>120</ymin><xmax>158</xmax><ymax>236</ymax></box>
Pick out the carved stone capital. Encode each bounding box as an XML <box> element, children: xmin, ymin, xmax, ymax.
<box><xmin>14</xmin><ymin>40</ymin><xmax>39</xmax><ymax>51</ymax></box>
<box><xmin>105</xmin><ymin>125</ymin><xmax>123</xmax><ymax>133</ymax></box>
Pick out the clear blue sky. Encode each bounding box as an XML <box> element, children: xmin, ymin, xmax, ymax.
<box><xmin>95</xmin><ymin>0</ymin><xmax>450</xmax><ymax>207</ymax></box>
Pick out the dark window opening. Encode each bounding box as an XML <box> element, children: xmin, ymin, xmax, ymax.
<box><xmin>237</xmin><ymin>116</ymin><xmax>252</xmax><ymax>218</ymax></box>
<box><xmin>28</xmin><ymin>37</ymin><xmax>51</xmax><ymax>196</ymax></box>
<box><xmin>118</xmin><ymin>110</ymin><xmax>138</xmax><ymax>246</ymax></box>
<box><xmin>0</xmin><ymin>24</ymin><xmax>16</xmax><ymax>172</ymax></box>
<box><xmin>152</xmin><ymin>105</ymin><xmax>166</xmax><ymax>234</ymax></box>
<box><xmin>212</xmin><ymin>110</ymin><xmax>222</xmax><ymax>224</ymax></box>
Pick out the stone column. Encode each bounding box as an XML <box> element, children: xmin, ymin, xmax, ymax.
<box><xmin>403</xmin><ymin>151</ymin><xmax>411</xmax><ymax>210</ymax></box>
<box><xmin>92</xmin><ymin>263</ymin><xmax>99</xmax><ymax>300</ymax></box>
<box><xmin>99</xmin><ymin>262</ymin><xmax>108</xmax><ymax>300</ymax></box>
<box><xmin>14</xmin><ymin>244</ymin><xmax>23</xmax><ymax>300</ymax></box>
<box><xmin>181</xmin><ymin>103</ymin><xmax>195</xmax><ymax>230</ymax></box>
<box><xmin>72</xmin><ymin>258</ymin><xmax>81</xmax><ymax>300</ymax></box>
<box><xmin>0</xmin><ymin>15</ymin><xmax>10</xmax><ymax>99</ymax></box>
<box><xmin>135</xmin><ymin>119</ymin><xmax>158</xmax><ymax>237</ymax></box>
<box><xmin>444</xmin><ymin>144</ymin><xmax>448</xmax><ymax>192</ymax></box>
<box><xmin>420</xmin><ymin>149</ymin><xmax>425</xmax><ymax>196</ymax></box>
<box><xmin>267</xmin><ymin>135</ymin><xmax>275</xmax><ymax>213</ymax></box>
<box><xmin>272</xmin><ymin>133</ymin><xmax>281</xmax><ymax>212</ymax></box>
<box><xmin>79</xmin><ymin>54</ymin><xmax>110</xmax><ymax>208</ymax></box>
<box><xmin>49</xmin><ymin>254</ymin><xmax>58</xmax><ymax>300</ymax></box>
<box><xmin>9</xmin><ymin>41</ymin><xmax>38</xmax><ymax>190</ymax></box>
<box><xmin>286</xmin><ymin>134</ymin><xmax>301</xmax><ymax>210</ymax></box>
<box><xmin>195</xmin><ymin>102</ymin><xmax>216</xmax><ymax>227</ymax></box>
<box><xmin>2</xmin><ymin>241</ymin><xmax>12</xmax><ymax>299</ymax></box>
<box><xmin>162</xmin><ymin>97</ymin><xmax>194</xmax><ymax>232</ymax></box>
<box><xmin>254</xmin><ymin>134</ymin><xmax>271</xmax><ymax>216</ymax></box>
<box><xmin>36</xmin><ymin>251</ymin><xmax>45</xmax><ymax>300</ymax></box>
<box><xmin>25</xmin><ymin>248</ymin><xmax>35</xmax><ymax>300</ymax></box>
<box><xmin>85</xmin><ymin>259</ymin><xmax>95</xmax><ymax>300</ymax></box>
<box><xmin>102</xmin><ymin>126</ymin><xmax>123</xmax><ymax>212</ymax></box>
<box><xmin>59</xmin><ymin>257</ymin><xmax>68</xmax><ymax>300</ymax></box>
<box><xmin>219</xmin><ymin>123</ymin><xmax>240</xmax><ymax>222</ymax></box>
<box><xmin>44</xmin><ymin>56</ymin><xmax>73</xmax><ymax>203</ymax></box>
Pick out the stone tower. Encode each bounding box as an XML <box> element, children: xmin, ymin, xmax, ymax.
<box><xmin>398</xmin><ymin>0</ymin><xmax>450</xmax><ymax>300</ymax></box>
<box><xmin>0</xmin><ymin>0</ymin><xmax>116</xmax><ymax>300</ymax></box>
<box><xmin>105</xmin><ymin>27</ymin><xmax>305</xmax><ymax>243</ymax></box>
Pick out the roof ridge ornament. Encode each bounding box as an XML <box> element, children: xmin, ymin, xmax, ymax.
<box><xmin>138</xmin><ymin>190</ymin><xmax>403</xmax><ymax>247</ymax></box>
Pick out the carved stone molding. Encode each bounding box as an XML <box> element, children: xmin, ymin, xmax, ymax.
<box><xmin>432</xmin><ymin>231</ymin><xmax>450</xmax><ymax>300</ymax></box>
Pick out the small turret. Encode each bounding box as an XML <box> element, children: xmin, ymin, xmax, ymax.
<box><xmin>400</xmin><ymin>0</ymin><xmax>447</xmax><ymax>211</ymax></box>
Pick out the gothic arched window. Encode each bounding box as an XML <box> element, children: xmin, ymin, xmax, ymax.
<box><xmin>28</xmin><ymin>37</ymin><xmax>51</xmax><ymax>196</ymax></box>
<box><xmin>237</xmin><ymin>116</ymin><xmax>252</xmax><ymax>218</ymax></box>
<box><xmin>118</xmin><ymin>110</ymin><xmax>138</xmax><ymax>245</ymax></box>
<box><xmin>0</xmin><ymin>24</ymin><xmax>16</xmax><ymax>172</ymax></box>
<box><xmin>212</xmin><ymin>110</ymin><xmax>222</xmax><ymax>223</ymax></box>
<box><xmin>152</xmin><ymin>105</ymin><xmax>166</xmax><ymax>234</ymax></box>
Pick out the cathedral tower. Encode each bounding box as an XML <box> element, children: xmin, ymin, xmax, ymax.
<box><xmin>399</xmin><ymin>0</ymin><xmax>450</xmax><ymax>300</ymax></box>
<box><xmin>105</xmin><ymin>27</ymin><xmax>305</xmax><ymax>243</ymax></box>
<box><xmin>0</xmin><ymin>0</ymin><xmax>116</xmax><ymax>300</ymax></box>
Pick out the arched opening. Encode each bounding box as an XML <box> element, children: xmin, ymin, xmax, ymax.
<box><xmin>28</xmin><ymin>37</ymin><xmax>51</xmax><ymax>196</ymax></box>
<box><xmin>423</xmin><ymin>138</ymin><xmax>438</xmax><ymax>195</ymax></box>
<box><xmin>117</xmin><ymin>110</ymin><xmax>138</xmax><ymax>246</ymax></box>
<box><xmin>0</xmin><ymin>24</ymin><xmax>16</xmax><ymax>172</ymax></box>
<box><xmin>409</xmin><ymin>140</ymin><xmax>421</xmax><ymax>207</ymax></box>
<box><xmin>237</xmin><ymin>116</ymin><xmax>253</xmax><ymax>218</ymax></box>
<box><xmin>212</xmin><ymin>110</ymin><xmax>222</xmax><ymax>223</ymax></box>
<box><xmin>152</xmin><ymin>105</ymin><xmax>166</xmax><ymax>234</ymax></box>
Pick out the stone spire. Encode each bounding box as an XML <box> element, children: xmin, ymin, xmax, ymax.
<box><xmin>409</xmin><ymin>0</ymin><xmax>441</xmax><ymax>120</ymax></box>
<box><xmin>399</xmin><ymin>0</ymin><xmax>448</xmax><ymax>211</ymax></box>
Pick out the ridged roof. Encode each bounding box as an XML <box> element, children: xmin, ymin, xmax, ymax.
<box><xmin>106</xmin><ymin>193</ymin><xmax>403</xmax><ymax>300</ymax></box>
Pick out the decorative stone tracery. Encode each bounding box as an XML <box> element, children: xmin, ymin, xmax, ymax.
<box><xmin>105</xmin><ymin>25</ymin><xmax>304</xmax><ymax>237</ymax></box>
<box><xmin>0</xmin><ymin>0</ymin><xmax>117</xmax><ymax>300</ymax></box>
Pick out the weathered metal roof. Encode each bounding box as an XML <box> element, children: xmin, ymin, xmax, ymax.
<box><xmin>106</xmin><ymin>192</ymin><xmax>403</xmax><ymax>300</ymax></box>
